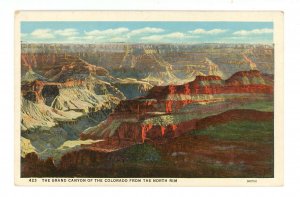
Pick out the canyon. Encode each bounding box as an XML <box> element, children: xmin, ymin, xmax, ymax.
<box><xmin>20</xmin><ymin>43</ymin><xmax>274</xmax><ymax>177</ymax></box>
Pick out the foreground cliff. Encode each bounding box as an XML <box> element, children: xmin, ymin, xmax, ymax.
<box><xmin>22</xmin><ymin>109</ymin><xmax>274</xmax><ymax>178</ymax></box>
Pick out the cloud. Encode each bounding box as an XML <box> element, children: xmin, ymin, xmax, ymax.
<box><xmin>29</xmin><ymin>28</ymin><xmax>79</xmax><ymax>40</ymax></box>
<box><xmin>141</xmin><ymin>32</ymin><xmax>185</xmax><ymax>41</ymax></box>
<box><xmin>129</xmin><ymin>27</ymin><xmax>165</xmax><ymax>36</ymax></box>
<box><xmin>84</xmin><ymin>28</ymin><xmax>129</xmax><ymax>36</ymax></box>
<box><xmin>30</xmin><ymin>29</ymin><xmax>55</xmax><ymax>39</ymax></box>
<box><xmin>54</xmin><ymin>28</ymin><xmax>79</xmax><ymax>36</ymax></box>
<box><xmin>189</xmin><ymin>28</ymin><xmax>227</xmax><ymax>34</ymax></box>
<box><xmin>233</xmin><ymin>28</ymin><xmax>273</xmax><ymax>36</ymax></box>
<box><xmin>165</xmin><ymin>32</ymin><xmax>185</xmax><ymax>38</ymax></box>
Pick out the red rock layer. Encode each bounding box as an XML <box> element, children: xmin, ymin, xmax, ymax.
<box><xmin>81</xmin><ymin>109</ymin><xmax>273</xmax><ymax>144</ymax></box>
<box><xmin>147</xmin><ymin>70</ymin><xmax>273</xmax><ymax>100</ymax></box>
<box><xmin>82</xmin><ymin>70</ymin><xmax>273</xmax><ymax>141</ymax></box>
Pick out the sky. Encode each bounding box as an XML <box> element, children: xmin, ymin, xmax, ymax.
<box><xmin>21</xmin><ymin>21</ymin><xmax>273</xmax><ymax>44</ymax></box>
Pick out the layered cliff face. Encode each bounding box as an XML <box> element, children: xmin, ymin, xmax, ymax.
<box><xmin>22</xmin><ymin>44</ymin><xmax>274</xmax><ymax>88</ymax></box>
<box><xmin>21</xmin><ymin>79</ymin><xmax>123</xmax><ymax>153</ymax></box>
<box><xmin>21</xmin><ymin>54</ymin><xmax>126</xmax><ymax>156</ymax></box>
<box><xmin>81</xmin><ymin>70</ymin><xmax>273</xmax><ymax>144</ymax></box>
<box><xmin>21</xmin><ymin>53</ymin><xmax>109</xmax><ymax>81</ymax></box>
<box><xmin>158</xmin><ymin>44</ymin><xmax>274</xmax><ymax>78</ymax></box>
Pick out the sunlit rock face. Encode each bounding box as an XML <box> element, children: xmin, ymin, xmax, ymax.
<box><xmin>81</xmin><ymin>70</ymin><xmax>273</xmax><ymax>143</ymax></box>
<box><xmin>20</xmin><ymin>52</ymin><xmax>125</xmax><ymax>155</ymax></box>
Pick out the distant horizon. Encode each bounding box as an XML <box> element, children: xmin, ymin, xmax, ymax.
<box><xmin>21</xmin><ymin>21</ymin><xmax>273</xmax><ymax>44</ymax></box>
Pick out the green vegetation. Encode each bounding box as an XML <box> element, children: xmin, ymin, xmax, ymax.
<box><xmin>190</xmin><ymin>120</ymin><xmax>274</xmax><ymax>142</ymax></box>
<box><xmin>143</xmin><ymin>100</ymin><xmax>273</xmax><ymax>126</ymax></box>
<box><xmin>123</xmin><ymin>143</ymin><xmax>161</xmax><ymax>163</ymax></box>
<box><xmin>238</xmin><ymin>100</ymin><xmax>273</xmax><ymax>112</ymax></box>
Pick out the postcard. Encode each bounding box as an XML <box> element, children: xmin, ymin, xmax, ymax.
<box><xmin>15</xmin><ymin>11</ymin><xmax>283</xmax><ymax>186</ymax></box>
